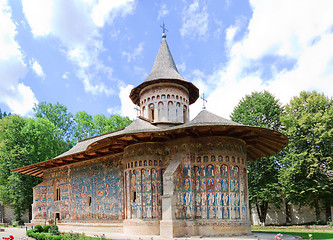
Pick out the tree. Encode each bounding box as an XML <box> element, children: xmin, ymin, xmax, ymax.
<box><xmin>280</xmin><ymin>91</ymin><xmax>333</xmax><ymax>222</ymax></box>
<box><xmin>73</xmin><ymin>112</ymin><xmax>132</xmax><ymax>142</ymax></box>
<box><xmin>0</xmin><ymin>115</ymin><xmax>66</xmax><ymax>221</ymax></box>
<box><xmin>230</xmin><ymin>91</ymin><xmax>284</xmax><ymax>225</ymax></box>
<box><xmin>33</xmin><ymin>102</ymin><xmax>74</xmax><ymax>145</ymax></box>
<box><xmin>0</xmin><ymin>109</ymin><xmax>11</xmax><ymax>119</ymax></box>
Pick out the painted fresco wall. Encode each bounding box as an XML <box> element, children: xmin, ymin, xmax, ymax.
<box><xmin>32</xmin><ymin>155</ymin><xmax>123</xmax><ymax>223</ymax></box>
<box><xmin>172</xmin><ymin>137</ymin><xmax>249</xmax><ymax>225</ymax></box>
<box><xmin>123</xmin><ymin>143</ymin><xmax>166</xmax><ymax>220</ymax></box>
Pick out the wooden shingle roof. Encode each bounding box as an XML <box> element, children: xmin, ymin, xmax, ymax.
<box><xmin>13</xmin><ymin>110</ymin><xmax>288</xmax><ymax>177</ymax></box>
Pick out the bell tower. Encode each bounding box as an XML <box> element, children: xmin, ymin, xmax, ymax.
<box><xmin>130</xmin><ymin>34</ymin><xmax>199</xmax><ymax>127</ymax></box>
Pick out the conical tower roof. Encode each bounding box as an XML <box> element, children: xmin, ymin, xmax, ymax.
<box><xmin>145</xmin><ymin>38</ymin><xmax>185</xmax><ymax>82</ymax></box>
<box><xmin>130</xmin><ymin>36</ymin><xmax>199</xmax><ymax>105</ymax></box>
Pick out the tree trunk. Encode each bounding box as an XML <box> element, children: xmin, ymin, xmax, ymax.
<box><xmin>285</xmin><ymin>200</ymin><xmax>291</xmax><ymax>225</ymax></box>
<box><xmin>325</xmin><ymin>200</ymin><xmax>331</xmax><ymax>224</ymax></box>
<box><xmin>314</xmin><ymin>199</ymin><xmax>321</xmax><ymax>222</ymax></box>
<box><xmin>256</xmin><ymin>201</ymin><xmax>268</xmax><ymax>226</ymax></box>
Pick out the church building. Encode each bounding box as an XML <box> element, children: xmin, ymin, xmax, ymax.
<box><xmin>14</xmin><ymin>34</ymin><xmax>288</xmax><ymax>238</ymax></box>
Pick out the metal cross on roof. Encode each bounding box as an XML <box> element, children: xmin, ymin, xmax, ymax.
<box><xmin>201</xmin><ymin>93</ymin><xmax>207</xmax><ymax>109</ymax></box>
<box><xmin>160</xmin><ymin>22</ymin><xmax>168</xmax><ymax>38</ymax></box>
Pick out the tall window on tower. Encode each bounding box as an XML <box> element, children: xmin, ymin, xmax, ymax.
<box><xmin>149</xmin><ymin>104</ymin><xmax>155</xmax><ymax>122</ymax></box>
<box><xmin>183</xmin><ymin>105</ymin><xmax>187</xmax><ymax>123</ymax></box>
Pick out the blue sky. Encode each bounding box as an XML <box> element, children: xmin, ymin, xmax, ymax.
<box><xmin>1</xmin><ymin>0</ymin><xmax>332</xmax><ymax>120</ymax></box>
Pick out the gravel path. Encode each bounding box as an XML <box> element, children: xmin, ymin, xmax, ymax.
<box><xmin>0</xmin><ymin>227</ymin><xmax>30</xmax><ymax>240</ymax></box>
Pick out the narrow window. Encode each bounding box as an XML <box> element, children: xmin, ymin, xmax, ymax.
<box><xmin>149</xmin><ymin>104</ymin><xmax>154</xmax><ymax>122</ymax></box>
<box><xmin>131</xmin><ymin>190</ymin><xmax>137</xmax><ymax>203</ymax></box>
<box><xmin>183</xmin><ymin>106</ymin><xmax>187</xmax><ymax>122</ymax></box>
<box><xmin>88</xmin><ymin>196</ymin><xmax>92</xmax><ymax>206</ymax></box>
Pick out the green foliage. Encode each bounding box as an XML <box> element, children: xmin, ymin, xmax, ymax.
<box><xmin>49</xmin><ymin>225</ymin><xmax>59</xmax><ymax>235</ymax></box>
<box><xmin>280</xmin><ymin>91</ymin><xmax>333</xmax><ymax>217</ymax></box>
<box><xmin>43</xmin><ymin>225</ymin><xmax>51</xmax><ymax>233</ymax></box>
<box><xmin>0</xmin><ymin>109</ymin><xmax>11</xmax><ymax>119</ymax></box>
<box><xmin>34</xmin><ymin>225</ymin><xmax>43</xmax><ymax>233</ymax></box>
<box><xmin>230</xmin><ymin>91</ymin><xmax>284</xmax><ymax>224</ymax></box>
<box><xmin>73</xmin><ymin>112</ymin><xmax>132</xmax><ymax>142</ymax></box>
<box><xmin>33</xmin><ymin>102</ymin><xmax>74</xmax><ymax>145</ymax></box>
<box><xmin>27</xmin><ymin>228</ymin><xmax>104</xmax><ymax>240</ymax></box>
<box><xmin>0</xmin><ymin>115</ymin><xmax>67</xmax><ymax>221</ymax></box>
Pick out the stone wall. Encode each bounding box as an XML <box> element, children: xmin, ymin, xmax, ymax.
<box><xmin>0</xmin><ymin>201</ymin><xmax>29</xmax><ymax>223</ymax></box>
<box><xmin>251</xmin><ymin>201</ymin><xmax>329</xmax><ymax>225</ymax></box>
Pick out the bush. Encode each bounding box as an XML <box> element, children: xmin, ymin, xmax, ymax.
<box><xmin>34</xmin><ymin>225</ymin><xmax>43</xmax><ymax>233</ymax></box>
<box><xmin>43</xmin><ymin>225</ymin><xmax>51</xmax><ymax>233</ymax></box>
<box><xmin>11</xmin><ymin>220</ymin><xmax>18</xmax><ymax>226</ymax></box>
<box><xmin>49</xmin><ymin>225</ymin><xmax>59</xmax><ymax>235</ymax></box>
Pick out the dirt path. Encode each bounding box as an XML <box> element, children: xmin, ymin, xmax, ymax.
<box><xmin>0</xmin><ymin>227</ymin><xmax>30</xmax><ymax>240</ymax></box>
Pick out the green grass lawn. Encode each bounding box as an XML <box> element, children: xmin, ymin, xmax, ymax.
<box><xmin>252</xmin><ymin>226</ymin><xmax>333</xmax><ymax>239</ymax></box>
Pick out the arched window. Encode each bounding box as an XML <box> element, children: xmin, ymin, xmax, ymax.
<box><xmin>158</xmin><ymin>101</ymin><xmax>163</xmax><ymax>121</ymax></box>
<box><xmin>152</xmin><ymin>96</ymin><xmax>155</xmax><ymax>101</ymax></box>
<box><xmin>161</xmin><ymin>94</ymin><xmax>166</xmax><ymax>99</ymax></box>
<box><xmin>149</xmin><ymin>103</ymin><xmax>155</xmax><ymax>122</ymax></box>
<box><xmin>142</xmin><ymin>106</ymin><xmax>146</xmax><ymax>117</ymax></box>
<box><xmin>183</xmin><ymin>105</ymin><xmax>187</xmax><ymax>122</ymax></box>
<box><xmin>167</xmin><ymin>94</ymin><xmax>170</xmax><ymax>99</ymax></box>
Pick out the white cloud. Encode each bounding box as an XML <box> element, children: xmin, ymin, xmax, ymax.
<box><xmin>0</xmin><ymin>0</ymin><xmax>37</xmax><ymax>116</ymax></box>
<box><xmin>119</xmin><ymin>84</ymin><xmax>137</xmax><ymax>119</ymax></box>
<box><xmin>122</xmin><ymin>42</ymin><xmax>144</xmax><ymax>63</ymax></box>
<box><xmin>91</xmin><ymin>0</ymin><xmax>135</xmax><ymax>27</ymax></box>
<box><xmin>31</xmin><ymin>59</ymin><xmax>45</xmax><ymax>79</ymax></box>
<box><xmin>180</xmin><ymin>0</ymin><xmax>209</xmax><ymax>40</ymax></box>
<box><xmin>197</xmin><ymin>0</ymin><xmax>333</xmax><ymax>119</ymax></box>
<box><xmin>158</xmin><ymin>3</ymin><xmax>169</xmax><ymax>20</ymax></box>
<box><xmin>22</xmin><ymin>0</ymin><xmax>135</xmax><ymax>98</ymax></box>
<box><xmin>62</xmin><ymin>72</ymin><xmax>70</xmax><ymax>79</ymax></box>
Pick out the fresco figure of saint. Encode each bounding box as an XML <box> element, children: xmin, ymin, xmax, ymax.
<box><xmin>184</xmin><ymin>178</ymin><xmax>191</xmax><ymax>191</ymax></box>
<box><xmin>215</xmin><ymin>165</ymin><xmax>220</xmax><ymax>177</ymax></box>
<box><xmin>183</xmin><ymin>164</ymin><xmax>190</xmax><ymax>178</ymax></box>
<box><xmin>200</xmin><ymin>165</ymin><xmax>205</xmax><ymax>177</ymax></box>
<box><xmin>201</xmin><ymin>206</ymin><xmax>207</xmax><ymax>219</ymax></box>
<box><xmin>196</xmin><ymin>206</ymin><xmax>201</xmax><ymax>218</ymax></box>
<box><xmin>208</xmin><ymin>206</ymin><xmax>215</xmax><ymax>219</ymax></box>
<box><xmin>216</xmin><ymin>192</ymin><xmax>222</xmax><ymax>205</ymax></box>
<box><xmin>235</xmin><ymin>180</ymin><xmax>239</xmax><ymax>192</ymax></box>
<box><xmin>216</xmin><ymin>178</ymin><xmax>222</xmax><ymax>191</ymax></box>
<box><xmin>206</xmin><ymin>165</ymin><xmax>214</xmax><ymax>177</ymax></box>
<box><xmin>234</xmin><ymin>166</ymin><xmax>239</xmax><ymax>178</ymax></box>
<box><xmin>195</xmin><ymin>179</ymin><xmax>200</xmax><ymax>192</ymax></box>
<box><xmin>222</xmin><ymin>179</ymin><xmax>228</xmax><ymax>192</ymax></box>
<box><xmin>184</xmin><ymin>192</ymin><xmax>192</xmax><ymax>205</ymax></box>
<box><xmin>221</xmin><ymin>165</ymin><xmax>228</xmax><ymax>177</ymax></box>
<box><xmin>230</xmin><ymin>179</ymin><xmax>235</xmax><ymax>192</ymax></box>
<box><xmin>200</xmin><ymin>179</ymin><xmax>206</xmax><ymax>191</ymax></box>
<box><xmin>152</xmin><ymin>168</ymin><xmax>156</xmax><ymax>180</ymax></box>
<box><xmin>195</xmin><ymin>193</ymin><xmax>201</xmax><ymax>205</ymax></box>
<box><xmin>207</xmin><ymin>179</ymin><xmax>214</xmax><ymax>192</ymax></box>
<box><xmin>222</xmin><ymin>193</ymin><xmax>229</xmax><ymax>206</ymax></box>
<box><xmin>222</xmin><ymin>207</ymin><xmax>229</xmax><ymax>219</ymax></box>
<box><xmin>194</xmin><ymin>166</ymin><xmax>200</xmax><ymax>177</ymax></box>
<box><xmin>207</xmin><ymin>192</ymin><xmax>215</xmax><ymax>205</ymax></box>
<box><xmin>217</xmin><ymin>206</ymin><xmax>223</xmax><ymax>219</ymax></box>
<box><xmin>146</xmin><ymin>181</ymin><xmax>151</xmax><ymax>192</ymax></box>
<box><xmin>185</xmin><ymin>206</ymin><xmax>192</xmax><ymax>218</ymax></box>
<box><xmin>201</xmin><ymin>192</ymin><xmax>206</xmax><ymax>205</ymax></box>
